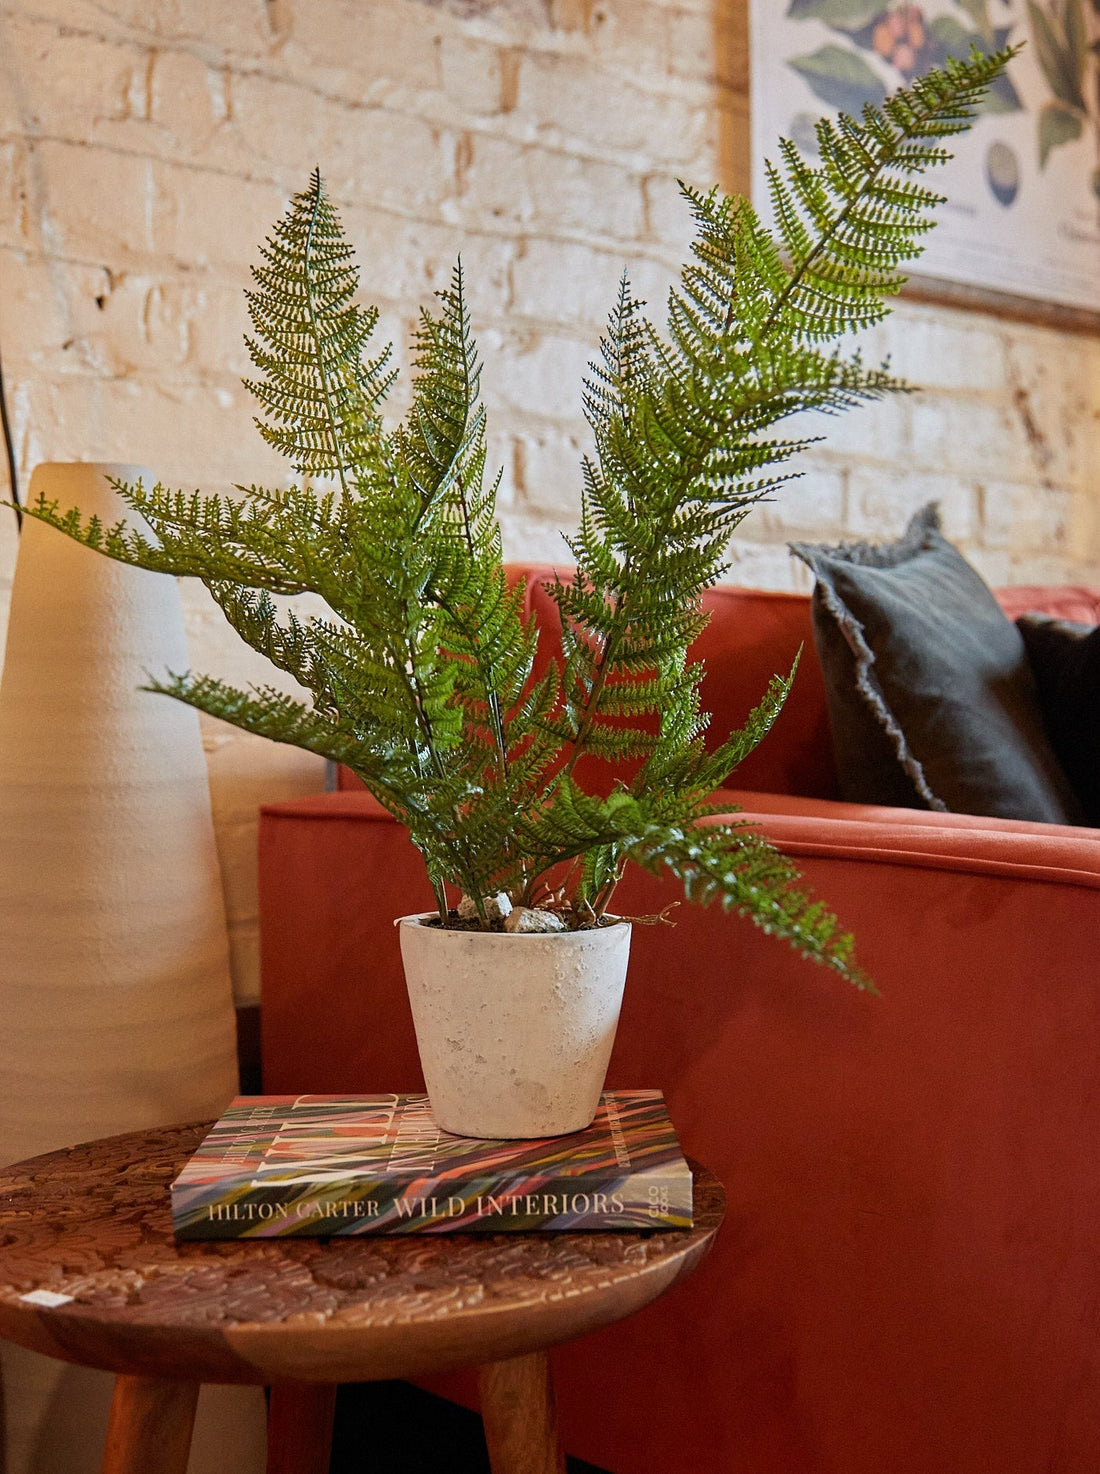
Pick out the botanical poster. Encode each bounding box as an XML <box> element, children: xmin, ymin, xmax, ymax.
<box><xmin>750</xmin><ymin>0</ymin><xmax>1100</xmax><ymax>312</ymax></box>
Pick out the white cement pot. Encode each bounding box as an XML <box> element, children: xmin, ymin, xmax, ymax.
<box><xmin>398</xmin><ymin>915</ymin><xmax>632</xmax><ymax>1138</ymax></box>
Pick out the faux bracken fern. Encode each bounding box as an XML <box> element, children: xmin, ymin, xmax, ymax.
<box><xmin>26</xmin><ymin>49</ymin><xmax>1011</xmax><ymax>990</ymax></box>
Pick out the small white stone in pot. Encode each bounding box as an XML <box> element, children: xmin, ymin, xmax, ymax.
<box><xmin>503</xmin><ymin>907</ymin><xmax>568</xmax><ymax>934</ymax></box>
<box><xmin>457</xmin><ymin>892</ymin><xmax>514</xmax><ymax>922</ymax></box>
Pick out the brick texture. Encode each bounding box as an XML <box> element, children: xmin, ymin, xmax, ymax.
<box><xmin>1</xmin><ymin>0</ymin><xmax>1099</xmax><ymax>1004</ymax></box>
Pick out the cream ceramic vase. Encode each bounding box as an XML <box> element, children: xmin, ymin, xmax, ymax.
<box><xmin>0</xmin><ymin>469</ymin><xmax>241</xmax><ymax>1152</ymax></box>
<box><xmin>0</xmin><ymin>463</ymin><xmax>265</xmax><ymax>1474</ymax></box>
<box><xmin>398</xmin><ymin>915</ymin><xmax>632</xmax><ymax>1138</ymax></box>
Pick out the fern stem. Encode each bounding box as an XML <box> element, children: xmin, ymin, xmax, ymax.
<box><xmin>302</xmin><ymin>170</ymin><xmax>351</xmax><ymax>501</ymax></box>
<box><xmin>590</xmin><ymin>857</ymin><xmax>626</xmax><ymax>920</ymax></box>
<box><xmin>559</xmin><ymin>293</ymin><xmax>636</xmax><ymax>780</ymax></box>
<box><xmin>560</xmin><ymin>621</ymin><xmax>622</xmax><ymax>781</ymax></box>
<box><xmin>431</xmin><ymin>875</ymin><xmax>449</xmax><ymax>924</ymax></box>
<box><xmin>400</xmin><ymin>637</ymin><xmax>493</xmax><ymax>909</ymax></box>
<box><xmin>456</xmin><ymin>472</ymin><xmax>510</xmax><ymax>785</ymax></box>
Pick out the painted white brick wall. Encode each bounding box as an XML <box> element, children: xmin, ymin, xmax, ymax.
<box><xmin>1</xmin><ymin>0</ymin><xmax>1098</xmax><ymax>1003</ymax></box>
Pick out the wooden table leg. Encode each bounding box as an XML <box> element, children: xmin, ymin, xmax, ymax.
<box><xmin>100</xmin><ymin>1373</ymin><xmax>199</xmax><ymax>1474</ymax></box>
<box><xmin>479</xmin><ymin>1351</ymin><xmax>567</xmax><ymax>1474</ymax></box>
<box><xmin>266</xmin><ymin>1382</ymin><xmax>338</xmax><ymax>1474</ymax></box>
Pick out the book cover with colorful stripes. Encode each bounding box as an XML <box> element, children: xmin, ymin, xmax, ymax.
<box><xmin>170</xmin><ymin>1090</ymin><xmax>693</xmax><ymax>1238</ymax></box>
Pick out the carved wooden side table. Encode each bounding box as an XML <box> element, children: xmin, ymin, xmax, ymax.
<box><xmin>0</xmin><ymin>1123</ymin><xmax>724</xmax><ymax>1474</ymax></box>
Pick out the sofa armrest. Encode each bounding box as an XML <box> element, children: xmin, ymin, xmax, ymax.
<box><xmin>259</xmin><ymin>789</ymin><xmax>1100</xmax><ymax>1100</ymax></box>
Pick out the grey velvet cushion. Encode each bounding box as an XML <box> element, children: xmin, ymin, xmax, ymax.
<box><xmin>790</xmin><ymin>505</ymin><xmax>1082</xmax><ymax>823</ymax></box>
<box><xmin>1017</xmin><ymin>613</ymin><xmax>1100</xmax><ymax>827</ymax></box>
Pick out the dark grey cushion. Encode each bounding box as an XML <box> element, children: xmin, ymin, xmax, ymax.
<box><xmin>790</xmin><ymin>505</ymin><xmax>1082</xmax><ymax>823</ymax></box>
<box><xmin>1017</xmin><ymin>613</ymin><xmax>1100</xmax><ymax>827</ymax></box>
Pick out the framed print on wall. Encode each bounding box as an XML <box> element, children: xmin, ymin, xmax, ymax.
<box><xmin>750</xmin><ymin>0</ymin><xmax>1100</xmax><ymax>328</ymax></box>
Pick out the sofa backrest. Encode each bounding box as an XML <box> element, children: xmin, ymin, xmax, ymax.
<box><xmin>336</xmin><ymin>569</ymin><xmax>1100</xmax><ymax>801</ymax></box>
<box><xmin>990</xmin><ymin>585</ymin><xmax>1100</xmax><ymax>624</ymax></box>
<box><xmin>514</xmin><ymin>567</ymin><xmax>1100</xmax><ymax>801</ymax></box>
<box><xmin>517</xmin><ymin>568</ymin><xmax>839</xmax><ymax>799</ymax></box>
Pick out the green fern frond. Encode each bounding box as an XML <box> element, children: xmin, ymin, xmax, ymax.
<box><xmin>549</xmin><ymin>45</ymin><xmax>1013</xmax><ymax>819</ymax></box>
<box><xmin>145</xmin><ymin>671</ymin><xmax>414</xmax><ymax>811</ymax></box>
<box><xmin>244</xmin><ymin>167</ymin><xmax>395</xmax><ymax>484</ymax></box>
<box><xmin>628</xmin><ymin>820</ymin><xmax>873</xmax><ymax>990</ymax></box>
<box><xmin>399</xmin><ymin>260</ymin><xmax>486</xmax><ymax>510</ymax></box>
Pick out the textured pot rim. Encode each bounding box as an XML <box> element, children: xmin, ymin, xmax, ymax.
<box><xmin>396</xmin><ymin>912</ymin><xmax>630</xmax><ymax>939</ymax></box>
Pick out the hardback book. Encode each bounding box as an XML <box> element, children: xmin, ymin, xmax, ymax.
<box><xmin>170</xmin><ymin>1089</ymin><xmax>692</xmax><ymax>1239</ymax></box>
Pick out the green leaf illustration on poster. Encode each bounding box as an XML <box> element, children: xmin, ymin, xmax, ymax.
<box><xmin>788</xmin><ymin>43</ymin><xmax>887</xmax><ymax>112</ymax></box>
<box><xmin>980</xmin><ymin>69</ymin><xmax>1025</xmax><ymax>111</ymax></box>
<box><xmin>1027</xmin><ymin>0</ymin><xmax>1086</xmax><ymax>109</ymax></box>
<box><xmin>925</xmin><ymin>17</ymin><xmax>1023</xmax><ymax>110</ymax></box>
<box><xmin>928</xmin><ymin>14</ymin><xmax>981</xmax><ymax>52</ymax></box>
<box><xmin>1038</xmin><ymin>97</ymin><xmax>1084</xmax><ymax>164</ymax></box>
<box><xmin>786</xmin><ymin>0</ymin><xmax>884</xmax><ymax>26</ymax></box>
<box><xmin>957</xmin><ymin>0</ymin><xmax>996</xmax><ymax>45</ymax></box>
<box><xmin>1064</xmin><ymin>0</ymin><xmax>1089</xmax><ymax>88</ymax></box>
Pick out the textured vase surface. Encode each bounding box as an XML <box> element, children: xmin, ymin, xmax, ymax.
<box><xmin>399</xmin><ymin>915</ymin><xmax>632</xmax><ymax>1137</ymax></box>
<box><xmin>0</xmin><ymin>463</ymin><xmax>264</xmax><ymax>1473</ymax></box>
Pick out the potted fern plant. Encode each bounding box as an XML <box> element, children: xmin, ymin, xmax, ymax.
<box><xmin>23</xmin><ymin>49</ymin><xmax>1009</xmax><ymax>1137</ymax></box>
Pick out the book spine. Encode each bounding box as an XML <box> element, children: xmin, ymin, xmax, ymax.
<box><xmin>171</xmin><ymin>1166</ymin><xmax>692</xmax><ymax>1239</ymax></box>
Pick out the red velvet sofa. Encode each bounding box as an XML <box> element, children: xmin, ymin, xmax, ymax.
<box><xmin>259</xmin><ymin>568</ymin><xmax>1100</xmax><ymax>1474</ymax></box>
